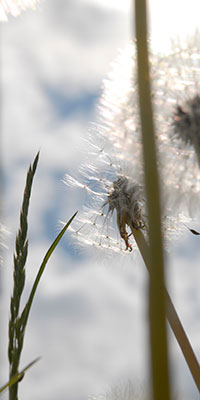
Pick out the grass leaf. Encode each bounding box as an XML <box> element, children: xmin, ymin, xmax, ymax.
<box><xmin>0</xmin><ymin>357</ymin><xmax>40</xmax><ymax>395</ymax></box>
<box><xmin>20</xmin><ymin>211</ymin><xmax>78</xmax><ymax>331</ymax></box>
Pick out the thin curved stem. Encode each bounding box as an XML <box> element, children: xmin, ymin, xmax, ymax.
<box><xmin>132</xmin><ymin>228</ymin><xmax>200</xmax><ymax>393</ymax></box>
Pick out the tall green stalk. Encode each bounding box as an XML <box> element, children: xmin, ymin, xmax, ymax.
<box><xmin>8</xmin><ymin>153</ymin><xmax>39</xmax><ymax>400</ymax></box>
<box><xmin>134</xmin><ymin>1</ymin><xmax>171</xmax><ymax>399</ymax></box>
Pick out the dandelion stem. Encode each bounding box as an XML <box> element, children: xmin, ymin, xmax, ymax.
<box><xmin>132</xmin><ymin>227</ymin><xmax>200</xmax><ymax>393</ymax></box>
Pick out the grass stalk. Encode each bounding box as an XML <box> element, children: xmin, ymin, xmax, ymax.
<box><xmin>8</xmin><ymin>152</ymin><xmax>39</xmax><ymax>400</ymax></box>
<box><xmin>134</xmin><ymin>1</ymin><xmax>171</xmax><ymax>398</ymax></box>
<box><xmin>8</xmin><ymin>152</ymin><xmax>77</xmax><ymax>400</ymax></box>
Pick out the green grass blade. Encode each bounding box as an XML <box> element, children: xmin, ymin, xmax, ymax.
<box><xmin>20</xmin><ymin>211</ymin><xmax>78</xmax><ymax>330</ymax></box>
<box><xmin>0</xmin><ymin>357</ymin><xmax>40</xmax><ymax>394</ymax></box>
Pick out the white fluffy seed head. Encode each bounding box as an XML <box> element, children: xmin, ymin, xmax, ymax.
<box><xmin>100</xmin><ymin>38</ymin><xmax>200</xmax><ymax>217</ymax></box>
<box><xmin>65</xmin><ymin>36</ymin><xmax>200</xmax><ymax>254</ymax></box>
<box><xmin>64</xmin><ymin>128</ymin><xmax>146</xmax><ymax>254</ymax></box>
<box><xmin>64</xmin><ymin>124</ymin><xmax>188</xmax><ymax>254</ymax></box>
<box><xmin>155</xmin><ymin>36</ymin><xmax>200</xmax><ymax>215</ymax></box>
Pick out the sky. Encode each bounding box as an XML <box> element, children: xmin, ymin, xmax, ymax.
<box><xmin>1</xmin><ymin>1</ymin><xmax>200</xmax><ymax>399</ymax></box>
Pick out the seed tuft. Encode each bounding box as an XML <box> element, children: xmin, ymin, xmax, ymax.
<box><xmin>104</xmin><ymin>177</ymin><xmax>145</xmax><ymax>251</ymax></box>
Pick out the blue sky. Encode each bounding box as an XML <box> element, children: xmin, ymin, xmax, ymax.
<box><xmin>1</xmin><ymin>1</ymin><xmax>200</xmax><ymax>399</ymax></box>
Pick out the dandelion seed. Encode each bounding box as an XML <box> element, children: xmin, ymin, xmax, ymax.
<box><xmin>188</xmin><ymin>227</ymin><xmax>200</xmax><ymax>235</ymax></box>
<box><xmin>0</xmin><ymin>0</ymin><xmax>38</xmax><ymax>21</ymax></box>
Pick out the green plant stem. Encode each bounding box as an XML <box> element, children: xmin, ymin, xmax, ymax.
<box><xmin>134</xmin><ymin>1</ymin><xmax>171</xmax><ymax>398</ymax></box>
<box><xmin>132</xmin><ymin>227</ymin><xmax>200</xmax><ymax>393</ymax></box>
<box><xmin>8</xmin><ymin>153</ymin><xmax>39</xmax><ymax>400</ymax></box>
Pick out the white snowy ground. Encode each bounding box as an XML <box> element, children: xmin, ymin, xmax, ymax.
<box><xmin>1</xmin><ymin>1</ymin><xmax>200</xmax><ymax>399</ymax></box>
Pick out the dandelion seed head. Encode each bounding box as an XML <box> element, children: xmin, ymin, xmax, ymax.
<box><xmin>65</xmin><ymin>36</ymin><xmax>200</xmax><ymax>254</ymax></box>
<box><xmin>64</xmin><ymin>123</ymin><xmax>184</xmax><ymax>254</ymax></box>
<box><xmin>64</xmin><ymin>124</ymin><xmax>146</xmax><ymax>254</ymax></box>
<box><xmin>152</xmin><ymin>35</ymin><xmax>200</xmax><ymax>213</ymax></box>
